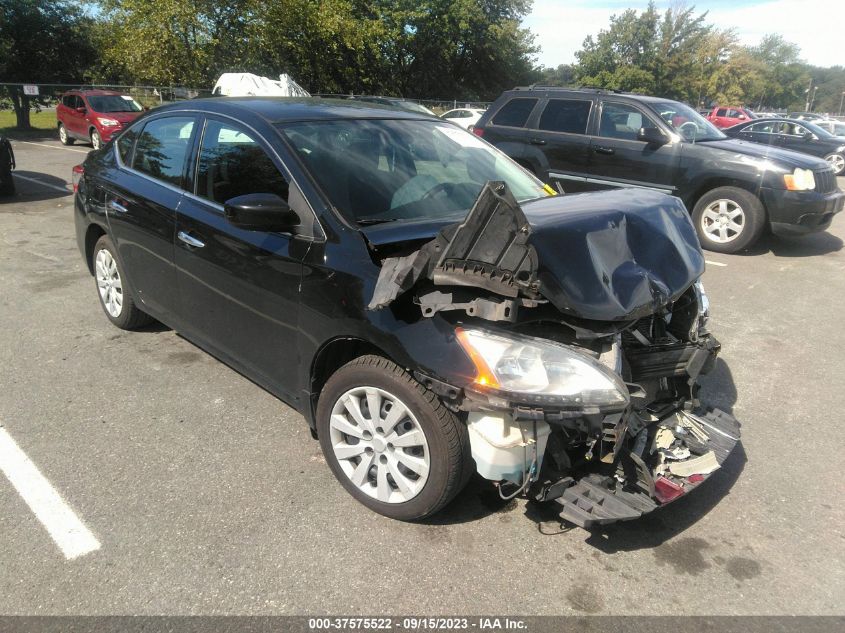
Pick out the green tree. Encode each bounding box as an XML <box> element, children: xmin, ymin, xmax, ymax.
<box><xmin>746</xmin><ymin>34</ymin><xmax>807</xmax><ymax>109</ymax></box>
<box><xmin>95</xmin><ymin>0</ymin><xmax>257</xmax><ymax>87</ymax></box>
<box><xmin>0</xmin><ymin>0</ymin><xmax>97</xmax><ymax>129</ymax></box>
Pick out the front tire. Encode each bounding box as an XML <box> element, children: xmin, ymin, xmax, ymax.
<box><xmin>692</xmin><ymin>186</ymin><xmax>765</xmax><ymax>253</ymax></box>
<box><xmin>824</xmin><ymin>152</ymin><xmax>844</xmax><ymax>176</ymax></box>
<box><xmin>58</xmin><ymin>124</ymin><xmax>74</xmax><ymax>145</ymax></box>
<box><xmin>92</xmin><ymin>235</ymin><xmax>152</xmax><ymax>330</ymax></box>
<box><xmin>316</xmin><ymin>355</ymin><xmax>473</xmax><ymax>521</ymax></box>
<box><xmin>90</xmin><ymin>129</ymin><xmax>102</xmax><ymax>150</ymax></box>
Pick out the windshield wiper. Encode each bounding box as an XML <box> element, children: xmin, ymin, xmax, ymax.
<box><xmin>357</xmin><ymin>217</ymin><xmax>403</xmax><ymax>226</ymax></box>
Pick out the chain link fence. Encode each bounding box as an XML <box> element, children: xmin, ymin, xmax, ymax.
<box><xmin>0</xmin><ymin>82</ymin><xmax>213</xmax><ymax>109</ymax></box>
<box><xmin>313</xmin><ymin>94</ymin><xmax>491</xmax><ymax>114</ymax></box>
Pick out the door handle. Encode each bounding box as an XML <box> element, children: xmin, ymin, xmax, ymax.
<box><xmin>529</xmin><ymin>138</ymin><xmax>547</xmax><ymax>145</ymax></box>
<box><xmin>108</xmin><ymin>200</ymin><xmax>128</xmax><ymax>214</ymax></box>
<box><xmin>593</xmin><ymin>146</ymin><xmax>615</xmax><ymax>155</ymax></box>
<box><xmin>177</xmin><ymin>230</ymin><xmax>205</xmax><ymax>248</ymax></box>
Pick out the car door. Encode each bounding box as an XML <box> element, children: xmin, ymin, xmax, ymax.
<box><xmin>107</xmin><ymin>115</ymin><xmax>198</xmax><ymax>318</ymax></box>
<box><xmin>585</xmin><ymin>100</ymin><xmax>680</xmax><ymax>194</ymax></box>
<box><xmin>174</xmin><ymin>116</ymin><xmax>313</xmax><ymax>400</ymax></box>
<box><xmin>67</xmin><ymin>95</ymin><xmax>87</xmax><ymax>138</ymax></box>
<box><xmin>526</xmin><ymin>96</ymin><xmax>594</xmax><ymax>191</ymax></box>
<box><xmin>734</xmin><ymin>121</ymin><xmax>777</xmax><ymax>146</ymax></box>
<box><xmin>773</xmin><ymin>122</ymin><xmax>813</xmax><ymax>153</ymax></box>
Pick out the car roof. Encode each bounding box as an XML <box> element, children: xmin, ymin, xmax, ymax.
<box><xmin>152</xmin><ymin>97</ymin><xmax>434</xmax><ymax>123</ymax></box>
<box><xmin>66</xmin><ymin>89</ymin><xmax>126</xmax><ymax>96</ymax></box>
<box><xmin>503</xmin><ymin>87</ymin><xmax>676</xmax><ymax>105</ymax></box>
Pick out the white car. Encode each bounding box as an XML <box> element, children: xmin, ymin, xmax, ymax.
<box><xmin>441</xmin><ymin>107</ymin><xmax>487</xmax><ymax>129</ymax></box>
<box><xmin>812</xmin><ymin>119</ymin><xmax>845</xmax><ymax>138</ymax></box>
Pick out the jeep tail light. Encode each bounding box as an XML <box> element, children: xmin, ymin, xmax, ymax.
<box><xmin>72</xmin><ymin>164</ymin><xmax>84</xmax><ymax>192</ymax></box>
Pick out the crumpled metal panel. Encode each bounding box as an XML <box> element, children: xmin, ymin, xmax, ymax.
<box><xmin>523</xmin><ymin>188</ymin><xmax>705</xmax><ymax>321</ymax></box>
<box><xmin>366</xmin><ymin>184</ymin><xmax>705</xmax><ymax>323</ymax></box>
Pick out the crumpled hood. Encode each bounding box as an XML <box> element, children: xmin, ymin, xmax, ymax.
<box><xmin>521</xmin><ymin>189</ymin><xmax>704</xmax><ymax>321</ymax></box>
<box><xmin>364</xmin><ymin>185</ymin><xmax>705</xmax><ymax>323</ymax></box>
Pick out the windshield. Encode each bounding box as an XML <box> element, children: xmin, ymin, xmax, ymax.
<box><xmin>88</xmin><ymin>95</ymin><xmax>143</xmax><ymax>113</ymax></box>
<box><xmin>280</xmin><ymin>119</ymin><xmax>548</xmax><ymax>225</ymax></box>
<box><xmin>648</xmin><ymin>100</ymin><xmax>726</xmax><ymax>142</ymax></box>
<box><xmin>800</xmin><ymin>120</ymin><xmax>836</xmax><ymax>139</ymax></box>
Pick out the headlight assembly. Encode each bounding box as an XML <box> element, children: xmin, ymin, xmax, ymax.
<box><xmin>456</xmin><ymin>328</ymin><xmax>629</xmax><ymax>410</ymax></box>
<box><xmin>783</xmin><ymin>168</ymin><xmax>815</xmax><ymax>191</ymax></box>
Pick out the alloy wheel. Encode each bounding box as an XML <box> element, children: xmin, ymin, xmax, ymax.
<box><xmin>91</xmin><ymin>131</ymin><xmax>101</xmax><ymax>150</ymax></box>
<box><xmin>329</xmin><ymin>386</ymin><xmax>430</xmax><ymax>503</ymax></box>
<box><xmin>826</xmin><ymin>153</ymin><xmax>845</xmax><ymax>176</ymax></box>
<box><xmin>701</xmin><ymin>199</ymin><xmax>745</xmax><ymax>244</ymax></box>
<box><xmin>59</xmin><ymin>126</ymin><xmax>67</xmax><ymax>144</ymax></box>
<box><xmin>95</xmin><ymin>248</ymin><xmax>123</xmax><ymax>318</ymax></box>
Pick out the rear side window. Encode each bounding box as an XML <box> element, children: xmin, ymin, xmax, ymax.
<box><xmin>716</xmin><ymin>108</ymin><xmax>727</xmax><ymax>116</ymax></box>
<box><xmin>116</xmin><ymin>126</ymin><xmax>139</xmax><ymax>164</ymax></box>
<box><xmin>195</xmin><ymin>119</ymin><xmax>288</xmax><ymax>205</ymax></box>
<box><xmin>132</xmin><ymin>117</ymin><xmax>195</xmax><ymax>187</ymax></box>
<box><xmin>538</xmin><ymin>99</ymin><xmax>592</xmax><ymax>134</ymax></box>
<box><xmin>492</xmin><ymin>98</ymin><xmax>537</xmax><ymax>128</ymax></box>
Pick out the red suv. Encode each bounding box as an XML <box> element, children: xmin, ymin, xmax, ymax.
<box><xmin>705</xmin><ymin>106</ymin><xmax>757</xmax><ymax>128</ymax></box>
<box><xmin>57</xmin><ymin>89</ymin><xmax>144</xmax><ymax>149</ymax></box>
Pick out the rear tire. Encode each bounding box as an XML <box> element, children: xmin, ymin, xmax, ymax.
<box><xmin>58</xmin><ymin>124</ymin><xmax>75</xmax><ymax>145</ymax></box>
<box><xmin>316</xmin><ymin>355</ymin><xmax>473</xmax><ymax>521</ymax></box>
<box><xmin>692</xmin><ymin>186</ymin><xmax>765</xmax><ymax>253</ymax></box>
<box><xmin>92</xmin><ymin>235</ymin><xmax>153</xmax><ymax>330</ymax></box>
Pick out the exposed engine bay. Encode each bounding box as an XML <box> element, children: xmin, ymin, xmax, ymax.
<box><xmin>366</xmin><ymin>182</ymin><xmax>741</xmax><ymax>528</ymax></box>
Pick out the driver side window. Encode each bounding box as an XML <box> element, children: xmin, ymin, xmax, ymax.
<box><xmin>599</xmin><ymin>102</ymin><xmax>646</xmax><ymax>140</ymax></box>
<box><xmin>195</xmin><ymin>120</ymin><xmax>289</xmax><ymax>205</ymax></box>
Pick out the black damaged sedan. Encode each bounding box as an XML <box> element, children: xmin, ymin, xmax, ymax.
<box><xmin>74</xmin><ymin>98</ymin><xmax>740</xmax><ymax>528</ymax></box>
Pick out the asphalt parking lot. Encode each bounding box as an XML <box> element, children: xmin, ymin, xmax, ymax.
<box><xmin>1</xmin><ymin>138</ymin><xmax>844</xmax><ymax>616</ymax></box>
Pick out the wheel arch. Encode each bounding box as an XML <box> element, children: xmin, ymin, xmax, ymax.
<box><xmin>84</xmin><ymin>223</ymin><xmax>107</xmax><ymax>275</ymax></box>
<box><xmin>307</xmin><ymin>336</ymin><xmax>394</xmax><ymax>435</ymax></box>
<box><xmin>687</xmin><ymin>178</ymin><xmax>769</xmax><ymax>223</ymax></box>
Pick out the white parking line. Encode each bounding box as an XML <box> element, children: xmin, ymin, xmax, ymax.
<box><xmin>0</xmin><ymin>427</ymin><xmax>101</xmax><ymax>560</ymax></box>
<box><xmin>11</xmin><ymin>173</ymin><xmax>72</xmax><ymax>195</ymax></box>
<box><xmin>15</xmin><ymin>140</ymin><xmax>90</xmax><ymax>155</ymax></box>
<box><xmin>705</xmin><ymin>260</ymin><xmax>728</xmax><ymax>267</ymax></box>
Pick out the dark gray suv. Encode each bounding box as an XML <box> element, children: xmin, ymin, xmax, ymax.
<box><xmin>473</xmin><ymin>87</ymin><xmax>843</xmax><ymax>253</ymax></box>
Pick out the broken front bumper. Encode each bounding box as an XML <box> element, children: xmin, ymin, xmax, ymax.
<box><xmin>551</xmin><ymin>408</ymin><xmax>740</xmax><ymax>529</ymax></box>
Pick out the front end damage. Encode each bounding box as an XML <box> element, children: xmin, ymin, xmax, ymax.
<box><xmin>366</xmin><ymin>182</ymin><xmax>741</xmax><ymax>529</ymax></box>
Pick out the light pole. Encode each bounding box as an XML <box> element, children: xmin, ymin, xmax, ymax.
<box><xmin>840</xmin><ymin>91</ymin><xmax>845</xmax><ymax>117</ymax></box>
<box><xmin>807</xmin><ymin>86</ymin><xmax>819</xmax><ymax>112</ymax></box>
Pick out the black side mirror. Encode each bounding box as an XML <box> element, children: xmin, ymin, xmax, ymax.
<box><xmin>637</xmin><ymin>127</ymin><xmax>668</xmax><ymax>145</ymax></box>
<box><xmin>223</xmin><ymin>193</ymin><xmax>299</xmax><ymax>233</ymax></box>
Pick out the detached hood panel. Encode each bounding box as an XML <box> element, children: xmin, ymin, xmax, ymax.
<box><xmin>366</xmin><ymin>185</ymin><xmax>705</xmax><ymax>322</ymax></box>
<box><xmin>523</xmin><ymin>189</ymin><xmax>704</xmax><ymax>320</ymax></box>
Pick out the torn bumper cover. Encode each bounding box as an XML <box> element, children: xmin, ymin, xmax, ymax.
<box><xmin>551</xmin><ymin>408</ymin><xmax>740</xmax><ymax>529</ymax></box>
<box><xmin>366</xmin><ymin>181</ymin><xmax>740</xmax><ymax>529</ymax></box>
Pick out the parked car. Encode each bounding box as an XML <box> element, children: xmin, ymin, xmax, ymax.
<box><xmin>811</xmin><ymin>119</ymin><xmax>845</xmax><ymax>138</ymax></box>
<box><xmin>0</xmin><ymin>135</ymin><xmax>15</xmax><ymax>196</ymax></box>
<box><xmin>73</xmin><ymin>97</ymin><xmax>741</xmax><ymax>528</ymax></box>
<box><xmin>57</xmin><ymin>89</ymin><xmax>145</xmax><ymax>150</ymax></box>
<box><xmin>723</xmin><ymin>118</ymin><xmax>845</xmax><ymax>176</ymax></box>
<box><xmin>441</xmin><ymin>107</ymin><xmax>487</xmax><ymax>129</ymax></box>
<box><xmin>787</xmin><ymin>112</ymin><xmax>828</xmax><ymax>122</ymax></box>
<box><xmin>351</xmin><ymin>95</ymin><xmax>437</xmax><ymax>116</ymax></box>
<box><xmin>705</xmin><ymin>106</ymin><xmax>757</xmax><ymax>128</ymax></box>
<box><xmin>755</xmin><ymin>112</ymin><xmax>783</xmax><ymax>119</ymax></box>
<box><xmin>472</xmin><ymin>87</ymin><xmax>843</xmax><ymax>252</ymax></box>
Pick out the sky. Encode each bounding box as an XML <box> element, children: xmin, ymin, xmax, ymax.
<box><xmin>523</xmin><ymin>0</ymin><xmax>844</xmax><ymax>69</ymax></box>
